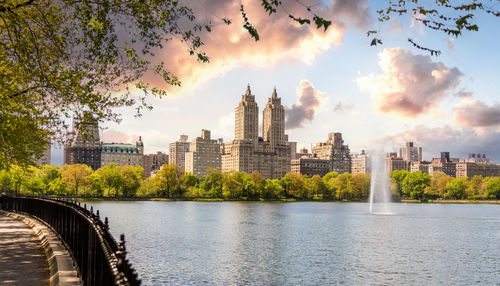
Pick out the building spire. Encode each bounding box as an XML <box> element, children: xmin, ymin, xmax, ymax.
<box><xmin>246</xmin><ymin>83</ymin><xmax>251</xmax><ymax>96</ymax></box>
<box><xmin>272</xmin><ymin>86</ymin><xmax>277</xmax><ymax>99</ymax></box>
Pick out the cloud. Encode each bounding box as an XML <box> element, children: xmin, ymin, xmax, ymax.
<box><xmin>453</xmin><ymin>98</ymin><xmax>500</xmax><ymax>127</ymax></box>
<box><xmin>141</xmin><ymin>0</ymin><xmax>373</xmax><ymax>95</ymax></box>
<box><xmin>331</xmin><ymin>0</ymin><xmax>371</xmax><ymax>28</ymax></box>
<box><xmin>286</xmin><ymin>80</ymin><xmax>329</xmax><ymax>129</ymax></box>
<box><xmin>333</xmin><ymin>100</ymin><xmax>355</xmax><ymax>112</ymax></box>
<box><xmin>454</xmin><ymin>89</ymin><xmax>473</xmax><ymax>98</ymax></box>
<box><xmin>357</xmin><ymin>48</ymin><xmax>463</xmax><ymax>117</ymax></box>
<box><xmin>444</xmin><ymin>37</ymin><xmax>455</xmax><ymax>51</ymax></box>
<box><xmin>379</xmin><ymin>124</ymin><xmax>500</xmax><ymax>162</ymax></box>
<box><xmin>100</xmin><ymin>129</ymin><xmax>139</xmax><ymax>144</ymax></box>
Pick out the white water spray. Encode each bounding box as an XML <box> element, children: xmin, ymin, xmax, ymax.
<box><xmin>369</xmin><ymin>149</ymin><xmax>391</xmax><ymax>214</ymax></box>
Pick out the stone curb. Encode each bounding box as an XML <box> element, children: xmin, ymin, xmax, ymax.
<box><xmin>0</xmin><ymin>210</ymin><xmax>81</xmax><ymax>286</ymax></box>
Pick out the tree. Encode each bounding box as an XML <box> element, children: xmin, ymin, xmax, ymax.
<box><xmin>332</xmin><ymin>173</ymin><xmax>354</xmax><ymax>200</ymax></box>
<box><xmin>485</xmin><ymin>177</ymin><xmax>500</xmax><ymax>199</ymax></box>
<box><xmin>0</xmin><ymin>169</ymin><xmax>14</xmax><ymax>193</ymax></box>
<box><xmin>282</xmin><ymin>172</ymin><xmax>306</xmax><ymax>199</ymax></box>
<box><xmin>262</xmin><ymin>179</ymin><xmax>283</xmax><ymax>200</ymax></box>
<box><xmin>401</xmin><ymin>171</ymin><xmax>431</xmax><ymax>200</ymax></box>
<box><xmin>0</xmin><ymin>0</ymin><xmax>212</xmax><ymax>167</ymax></box>
<box><xmin>307</xmin><ymin>175</ymin><xmax>328</xmax><ymax>200</ymax></box>
<box><xmin>444</xmin><ymin>178</ymin><xmax>468</xmax><ymax>199</ymax></box>
<box><xmin>466</xmin><ymin>175</ymin><xmax>483</xmax><ymax>198</ymax></box>
<box><xmin>154</xmin><ymin>164</ymin><xmax>183</xmax><ymax>198</ymax></box>
<box><xmin>222</xmin><ymin>172</ymin><xmax>242</xmax><ymax>200</ymax></box>
<box><xmin>61</xmin><ymin>164</ymin><xmax>92</xmax><ymax>196</ymax></box>
<box><xmin>390</xmin><ymin>170</ymin><xmax>409</xmax><ymax>197</ymax></box>
<box><xmin>137</xmin><ymin>177</ymin><xmax>158</xmax><ymax>197</ymax></box>
<box><xmin>47</xmin><ymin>178</ymin><xmax>67</xmax><ymax>196</ymax></box>
<box><xmin>95</xmin><ymin>164</ymin><xmax>124</xmax><ymax>197</ymax></box>
<box><xmin>425</xmin><ymin>171</ymin><xmax>453</xmax><ymax>199</ymax></box>
<box><xmin>119</xmin><ymin>165</ymin><xmax>143</xmax><ymax>197</ymax></box>
<box><xmin>200</xmin><ymin>168</ymin><xmax>223</xmax><ymax>198</ymax></box>
<box><xmin>352</xmin><ymin>174</ymin><xmax>371</xmax><ymax>201</ymax></box>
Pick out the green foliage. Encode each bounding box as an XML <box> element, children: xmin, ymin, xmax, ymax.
<box><xmin>444</xmin><ymin>178</ymin><xmax>468</xmax><ymax>199</ymax></box>
<box><xmin>376</xmin><ymin>0</ymin><xmax>498</xmax><ymax>55</ymax></box>
<box><xmin>154</xmin><ymin>164</ymin><xmax>184</xmax><ymax>198</ymax></box>
<box><xmin>401</xmin><ymin>171</ymin><xmax>431</xmax><ymax>200</ymax></box>
<box><xmin>485</xmin><ymin>178</ymin><xmax>500</xmax><ymax>199</ymax></box>
<box><xmin>6</xmin><ymin>163</ymin><xmax>500</xmax><ymax>202</ymax></box>
<box><xmin>390</xmin><ymin>170</ymin><xmax>409</xmax><ymax>197</ymax></box>
<box><xmin>61</xmin><ymin>164</ymin><xmax>92</xmax><ymax>196</ymax></box>
<box><xmin>466</xmin><ymin>175</ymin><xmax>484</xmax><ymax>198</ymax></box>
<box><xmin>0</xmin><ymin>0</ymin><xmax>212</xmax><ymax>168</ymax></box>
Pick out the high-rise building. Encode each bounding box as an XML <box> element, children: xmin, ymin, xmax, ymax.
<box><xmin>101</xmin><ymin>136</ymin><xmax>144</xmax><ymax>167</ymax></box>
<box><xmin>221</xmin><ymin>86</ymin><xmax>291</xmax><ymax>179</ymax></box>
<box><xmin>185</xmin><ymin>130</ymin><xmax>222</xmax><ymax>178</ymax></box>
<box><xmin>64</xmin><ymin>117</ymin><xmax>101</xmax><ymax>170</ymax></box>
<box><xmin>431</xmin><ymin>151</ymin><xmax>459</xmax><ymax>177</ymax></box>
<box><xmin>263</xmin><ymin>88</ymin><xmax>285</xmax><ymax>147</ymax></box>
<box><xmin>235</xmin><ymin>84</ymin><xmax>259</xmax><ymax>143</ymax></box>
<box><xmin>351</xmin><ymin>150</ymin><xmax>369</xmax><ymax>175</ymax></box>
<box><xmin>456</xmin><ymin>161</ymin><xmax>500</xmax><ymax>178</ymax></box>
<box><xmin>399</xmin><ymin>142</ymin><xmax>422</xmax><ymax>162</ymax></box>
<box><xmin>143</xmin><ymin>152</ymin><xmax>169</xmax><ymax>177</ymax></box>
<box><xmin>169</xmin><ymin>135</ymin><xmax>190</xmax><ymax>168</ymax></box>
<box><xmin>386</xmin><ymin>157</ymin><xmax>409</xmax><ymax>173</ymax></box>
<box><xmin>312</xmin><ymin>133</ymin><xmax>351</xmax><ymax>174</ymax></box>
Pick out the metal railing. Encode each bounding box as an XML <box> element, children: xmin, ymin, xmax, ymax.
<box><xmin>0</xmin><ymin>195</ymin><xmax>140</xmax><ymax>285</ymax></box>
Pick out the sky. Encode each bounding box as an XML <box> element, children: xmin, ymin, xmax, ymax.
<box><xmin>52</xmin><ymin>0</ymin><xmax>500</xmax><ymax>165</ymax></box>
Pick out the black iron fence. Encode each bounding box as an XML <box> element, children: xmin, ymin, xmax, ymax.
<box><xmin>0</xmin><ymin>195</ymin><xmax>140</xmax><ymax>286</ymax></box>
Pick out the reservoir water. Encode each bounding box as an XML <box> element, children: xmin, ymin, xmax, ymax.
<box><xmin>87</xmin><ymin>201</ymin><xmax>500</xmax><ymax>285</ymax></box>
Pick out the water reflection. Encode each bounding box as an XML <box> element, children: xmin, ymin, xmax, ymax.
<box><xmin>87</xmin><ymin>201</ymin><xmax>500</xmax><ymax>285</ymax></box>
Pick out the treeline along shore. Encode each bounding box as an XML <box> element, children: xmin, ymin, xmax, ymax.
<box><xmin>1</xmin><ymin>164</ymin><xmax>500</xmax><ymax>202</ymax></box>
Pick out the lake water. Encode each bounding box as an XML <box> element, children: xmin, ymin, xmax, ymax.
<box><xmin>86</xmin><ymin>201</ymin><xmax>500</xmax><ymax>285</ymax></box>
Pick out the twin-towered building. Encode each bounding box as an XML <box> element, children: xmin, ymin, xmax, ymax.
<box><xmin>220</xmin><ymin>85</ymin><xmax>291</xmax><ymax>179</ymax></box>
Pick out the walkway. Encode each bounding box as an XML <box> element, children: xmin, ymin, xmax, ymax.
<box><xmin>0</xmin><ymin>213</ymin><xmax>50</xmax><ymax>285</ymax></box>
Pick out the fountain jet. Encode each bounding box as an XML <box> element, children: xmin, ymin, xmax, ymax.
<box><xmin>369</xmin><ymin>149</ymin><xmax>392</xmax><ymax>214</ymax></box>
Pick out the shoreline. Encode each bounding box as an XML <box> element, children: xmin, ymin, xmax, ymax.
<box><xmin>401</xmin><ymin>199</ymin><xmax>500</xmax><ymax>204</ymax></box>
<box><xmin>65</xmin><ymin>197</ymin><xmax>500</xmax><ymax>204</ymax></box>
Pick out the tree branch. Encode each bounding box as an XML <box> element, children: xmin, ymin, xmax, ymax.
<box><xmin>0</xmin><ymin>0</ymin><xmax>36</xmax><ymax>13</ymax></box>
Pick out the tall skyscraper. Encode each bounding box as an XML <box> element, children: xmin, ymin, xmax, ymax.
<box><xmin>221</xmin><ymin>85</ymin><xmax>291</xmax><ymax>179</ymax></box>
<box><xmin>64</xmin><ymin>116</ymin><xmax>101</xmax><ymax>170</ymax></box>
<box><xmin>169</xmin><ymin>135</ymin><xmax>190</xmax><ymax>168</ymax></box>
<box><xmin>263</xmin><ymin>88</ymin><xmax>285</xmax><ymax>147</ymax></box>
<box><xmin>235</xmin><ymin>84</ymin><xmax>259</xmax><ymax>143</ymax></box>
<box><xmin>399</xmin><ymin>141</ymin><xmax>422</xmax><ymax>162</ymax></box>
<box><xmin>185</xmin><ymin>129</ymin><xmax>222</xmax><ymax>178</ymax></box>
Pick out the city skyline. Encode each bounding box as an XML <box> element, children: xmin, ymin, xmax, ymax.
<box><xmin>50</xmin><ymin>2</ymin><xmax>500</xmax><ymax>165</ymax></box>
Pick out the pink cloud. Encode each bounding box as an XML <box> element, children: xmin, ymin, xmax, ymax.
<box><xmin>357</xmin><ymin>48</ymin><xmax>462</xmax><ymax>117</ymax></box>
<box><xmin>453</xmin><ymin>98</ymin><xmax>500</xmax><ymax>127</ymax></box>
<box><xmin>141</xmin><ymin>0</ymin><xmax>372</xmax><ymax>95</ymax></box>
<box><xmin>286</xmin><ymin>80</ymin><xmax>329</xmax><ymax>129</ymax></box>
<box><xmin>100</xmin><ymin>129</ymin><xmax>139</xmax><ymax>144</ymax></box>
